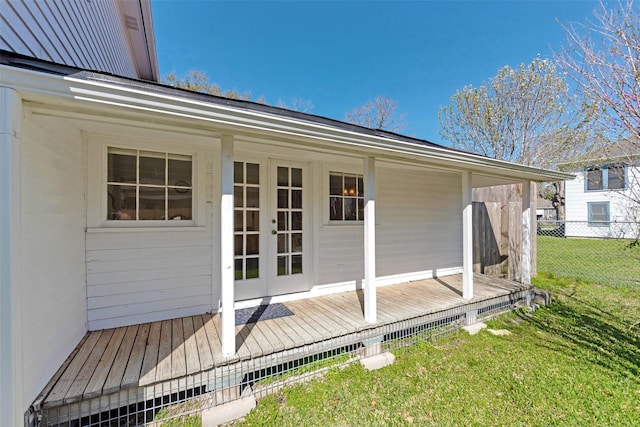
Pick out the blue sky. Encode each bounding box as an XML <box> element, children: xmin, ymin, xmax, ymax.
<box><xmin>151</xmin><ymin>1</ymin><xmax>599</xmax><ymax>145</ymax></box>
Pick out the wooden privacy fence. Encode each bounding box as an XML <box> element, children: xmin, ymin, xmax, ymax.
<box><xmin>472</xmin><ymin>184</ymin><xmax>537</xmax><ymax>282</ymax></box>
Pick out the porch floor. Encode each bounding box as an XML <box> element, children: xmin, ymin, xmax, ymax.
<box><xmin>35</xmin><ymin>273</ymin><xmax>530</xmax><ymax>410</ymax></box>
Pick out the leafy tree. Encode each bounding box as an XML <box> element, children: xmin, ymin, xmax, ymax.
<box><xmin>345</xmin><ymin>96</ymin><xmax>406</xmax><ymax>132</ymax></box>
<box><xmin>438</xmin><ymin>56</ymin><xmax>598</xmax><ymax>169</ymax></box>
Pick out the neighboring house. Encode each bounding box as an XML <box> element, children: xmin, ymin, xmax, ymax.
<box><xmin>0</xmin><ymin>3</ymin><xmax>572</xmax><ymax>426</ymax></box>
<box><xmin>564</xmin><ymin>156</ymin><xmax>640</xmax><ymax>239</ymax></box>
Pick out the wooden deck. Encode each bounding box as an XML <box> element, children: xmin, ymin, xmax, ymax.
<box><xmin>34</xmin><ymin>274</ymin><xmax>530</xmax><ymax>411</ymax></box>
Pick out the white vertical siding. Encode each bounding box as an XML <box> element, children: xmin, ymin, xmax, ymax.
<box><xmin>20</xmin><ymin>115</ymin><xmax>87</xmax><ymax>413</ymax></box>
<box><xmin>0</xmin><ymin>0</ymin><xmax>139</xmax><ymax>78</ymax></box>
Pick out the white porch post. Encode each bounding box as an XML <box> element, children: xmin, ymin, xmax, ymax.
<box><xmin>364</xmin><ymin>156</ymin><xmax>377</xmax><ymax>323</ymax></box>
<box><xmin>462</xmin><ymin>171</ymin><xmax>473</xmax><ymax>299</ymax></box>
<box><xmin>521</xmin><ymin>181</ymin><xmax>532</xmax><ymax>285</ymax></box>
<box><xmin>220</xmin><ymin>135</ymin><xmax>235</xmax><ymax>357</ymax></box>
<box><xmin>0</xmin><ymin>87</ymin><xmax>23</xmax><ymax>427</ymax></box>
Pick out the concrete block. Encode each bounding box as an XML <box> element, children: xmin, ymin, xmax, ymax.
<box><xmin>462</xmin><ymin>322</ymin><xmax>487</xmax><ymax>335</ymax></box>
<box><xmin>201</xmin><ymin>393</ymin><xmax>256</xmax><ymax>426</ymax></box>
<box><xmin>360</xmin><ymin>351</ymin><xmax>395</xmax><ymax>370</ymax></box>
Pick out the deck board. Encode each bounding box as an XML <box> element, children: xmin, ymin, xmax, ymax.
<box><xmin>38</xmin><ymin>273</ymin><xmax>531</xmax><ymax>410</ymax></box>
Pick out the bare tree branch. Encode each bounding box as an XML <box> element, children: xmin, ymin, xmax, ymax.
<box><xmin>345</xmin><ymin>96</ymin><xmax>407</xmax><ymax>132</ymax></box>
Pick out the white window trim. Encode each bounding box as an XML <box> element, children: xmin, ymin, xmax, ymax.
<box><xmin>86</xmin><ymin>133</ymin><xmax>207</xmax><ymax>228</ymax></box>
<box><xmin>323</xmin><ymin>164</ymin><xmax>366</xmax><ymax>226</ymax></box>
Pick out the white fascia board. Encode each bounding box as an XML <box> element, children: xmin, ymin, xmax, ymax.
<box><xmin>1</xmin><ymin>65</ymin><xmax>574</xmax><ymax>183</ymax></box>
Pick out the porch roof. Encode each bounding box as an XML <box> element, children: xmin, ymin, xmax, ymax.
<box><xmin>33</xmin><ymin>273</ymin><xmax>530</xmax><ymax>412</ymax></box>
<box><xmin>0</xmin><ymin>51</ymin><xmax>573</xmax><ymax>187</ymax></box>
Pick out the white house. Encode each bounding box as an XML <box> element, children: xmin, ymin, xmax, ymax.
<box><xmin>564</xmin><ymin>157</ymin><xmax>640</xmax><ymax>239</ymax></box>
<box><xmin>0</xmin><ymin>2</ymin><xmax>574</xmax><ymax>425</ymax></box>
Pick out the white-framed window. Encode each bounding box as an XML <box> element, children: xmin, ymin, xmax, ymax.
<box><xmin>107</xmin><ymin>147</ymin><xmax>193</xmax><ymax>221</ymax></box>
<box><xmin>585</xmin><ymin>163</ymin><xmax>626</xmax><ymax>191</ymax></box>
<box><xmin>588</xmin><ymin>201</ymin><xmax>610</xmax><ymax>227</ymax></box>
<box><xmin>329</xmin><ymin>171</ymin><xmax>364</xmax><ymax>221</ymax></box>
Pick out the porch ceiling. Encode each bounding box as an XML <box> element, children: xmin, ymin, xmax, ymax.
<box><xmin>33</xmin><ymin>274</ymin><xmax>531</xmax><ymax>411</ymax></box>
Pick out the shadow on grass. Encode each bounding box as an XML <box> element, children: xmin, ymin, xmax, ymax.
<box><xmin>517</xmin><ymin>297</ymin><xmax>640</xmax><ymax>378</ymax></box>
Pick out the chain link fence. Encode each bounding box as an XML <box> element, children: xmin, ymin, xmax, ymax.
<box><xmin>537</xmin><ymin>220</ymin><xmax>640</xmax><ymax>287</ymax></box>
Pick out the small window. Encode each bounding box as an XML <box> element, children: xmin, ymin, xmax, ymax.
<box><xmin>329</xmin><ymin>172</ymin><xmax>364</xmax><ymax>222</ymax></box>
<box><xmin>585</xmin><ymin>163</ymin><xmax>626</xmax><ymax>191</ymax></box>
<box><xmin>588</xmin><ymin>202</ymin><xmax>610</xmax><ymax>227</ymax></box>
<box><xmin>607</xmin><ymin>164</ymin><xmax>626</xmax><ymax>190</ymax></box>
<box><xmin>107</xmin><ymin>148</ymin><xmax>192</xmax><ymax>221</ymax></box>
<box><xmin>586</xmin><ymin>166</ymin><xmax>603</xmax><ymax>191</ymax></box>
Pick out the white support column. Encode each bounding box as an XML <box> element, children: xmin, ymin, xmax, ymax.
<box><xmin>462</xmin><ymin>171</ymin><xmax>473</xmax><ymax>299</ymax></box>
<box><xmin>521</xmin><ymin>181</ymin><xmax>532</xmax><ymax>285</ymax></box>
<box><xmin>364</xmin><ymin>156</ymin><xmax>377</xmax><ymax>323</ymax></box>
<box><xmin>220</xmin><ymin>135</ymin><xmax>235</xmax><ymax>357</ymax></box>
<box><xmin>0</xmin><ymin>87</ymin><xmax>23</xmax><ymax>427</ymax></box>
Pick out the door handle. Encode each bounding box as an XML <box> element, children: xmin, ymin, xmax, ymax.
<box><xmin>271</xmin><ymin>230</ymin><xmax>278</xmax><ymax>235</ymax></box>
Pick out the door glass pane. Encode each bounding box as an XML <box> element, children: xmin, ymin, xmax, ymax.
<box><xmin>291</xmin><ymin>168</ymin><xmax>302</xmax><ymax>187</ymax></box>
<box><xmin>291</xmin><ymin>190</ymin><xmax>302</xmax><ymax>209</ymax></box>
<box><xmin>246</xmin><ymin>187</ymin><xmax>260</xmax><ymax>208</ymax></box>
<box><xmin>246</xmin><ymin>258</ymin><xmax>259</xmax><ymax>279</ymax></box>
<box><xmin>292</xmin><ymin>255</ymin><xmax>303</xmax><ymax>274</ymax></box>
<box><xmin>234</xmin><ymin>235</ymin><xmax>243</xmax><ymax>256</ymax></box>
<box><xmin>277</xmin><ymin>256</ymin><xmax>288</xmax><ymax>276</ymax></box>
<box><xmin>139</xmin><ymin>187</ymin><xmax>165</xmax><ymax>220</ymax></box>
<box><xmin>234</xmin><ymin>210</ymin><xmax>243</xmax><ymax>231</ymax></box>
<box><xmin>277</xmin><ymin>234</ymin><xmax>288</xmax><ymax>253</ymax></box>
<box><xmin>235</xmin><ymin>259</ymin><xmax>243</xmax><ymax>280</ymax></box>
<box><xmin>277</xmin><ymin>211</ymin><xmax>288</xmax><ymax>231</ymax></box>
<box><xmin>292</xmin><ymin>233</ymin><xmax>302</xmax><ymax>252</ymax></box>
<box><xmin>246</xmin><ymin>234</ymin><xmax>259</xmax><ymax>255</ymax></box>
<box><xmin>278</xmin><ymin>167</ymin><xmax>289</xmax><ymax>186</ymax></box>
<box><xmin>277</xmin><ymin>189</ymin><xmax>288</xmax><ymax>208</ymax></box>
<box><xmin>291</xmin><ymin>211</ymin><xmax>302</xmax><ymax>230</ymax></box>
<box><xmin>234</xmin><ymin>161</ymin><xmax>243</xmax><ymax>184</ymax></box>
<box><xmin>246</xmin><ymin>163</ymin><xmax>260</xmax><ymax>185</ymax></box>
<box><xmin>246</xmin><ymin>210</ymin><xmax>259</xmax><ymax>231</ymax></box>
<box><xmin>234</xmin><ymin>186</ymin><xmax>243</xmax><ymax>207</ymax></box>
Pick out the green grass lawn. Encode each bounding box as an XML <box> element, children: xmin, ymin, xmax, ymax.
<box><xmin>537</xmin><ymin>236</ymin><xmax>640</xmax><ymax>287</ymax></box>
<box><xmin>234</xmin><ymin>274</ymin><xmax>640</xmax><ymax>426</ymax></box>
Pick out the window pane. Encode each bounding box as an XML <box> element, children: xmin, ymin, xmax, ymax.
<box><xmin>139</xmin><ymin>153</ymin><xmax>165</xmax><ymax>185</ymax></box>
<box><xmin>278</xmin><ymin>167</ymin><xmax>288</xmax><ymax>186</ymax></box>
<box><xmin>108</xmin><ymin>184</ymin><xmax>136</xmax><ymax>220</ymax></box>
<box><xmin>291</xmin><ymin>189</ymin><xmax>302</xmax><ymax>209</ymax></box>
<box><xmin>357</xmin><ymin>176</ymin><xmax>364</xmax><ymax>197</ymax></box>
<box><xmin>291</xmin><ymin>211</ymin><xmax>302</xmax><ymax>230</ymax></box>
<box><xmin>291</xmin><ymin>168</ymin><xmax>302</xmax><ymax>187</ymax></box>
<box><xmin>608</xmin><ymin>165</ymin><xmax>625</xmax><ymax>189</ymax></box>
<box><xmin>330</xmin><ymin>197</ymin><xmax>343</xmax><ymax>221</ymax></box>
<box><xmin>344</xmin><ymin>175</ymin><xmax>357</xmax><ymax>197</ymax></box>
<box><xmin>291</xmin><ymin>233</ymin><xmax>302</xmax><ymax>252</ymax></box>
<box><xmin>277</xmin><ymin>256</ymin><xmax>288</xmax><ymax>276</ymax></box>
<box><xmin>234</xmin><ymin>235</ymin><xmax>243</xmax><ymax>256</ymax></box>
<box><xmin>234</xmin><ymin>186</ymin><xmax>243</xmax><ymax>208</ymax></box>
<box><xmin>234</xmin><ymin>210</ymin><xmax>243</xmax><ymax>232</ymax></box>
<box><xmin>168</xmin><ymin>188</ymin><xmax>192</xmax><ymax>220</ymax></box>
<box><xmin>292</xmin><ymin>254</ymin><xmax>303</xmax><ymax>274</ymax></box>
<box><xmin>246</xmin><ymin>257</ymin><xmax>259</xmax><ymax>279</ymax></box>
<box><xmin>246</xmin><ymin>234</ymin><xmax>259</xmax><ymax>255</ymax></box>
<box><xmin>358</xmin><ymin>198</ymin><xmax>364</xmax><ymax>221</ymax></box>
<box><xmin>586</xmin><ymin>167</ymin><xmax>603</xmax><ymax>190</ymax></box>
<box><xmin>139</xmin><ymin>187</ymin><xmax>165</xmax><ymax>220</ymax></box>
<box><xmin>168</xmin><ymin>158</ymin><xmax>191</xmax><ymax>187</ymax></box>
<box><xmin>278</xmin><ymin>189</ymin><xmax>289</xmax><ymax>208</ymax></box>
<box><xmin>235</xmin><ymin>259</ymin><xmax>243</xmax><ymax>280</ymax></box>
<box><xmin>108</xmin><ymin>151</ymin><xmax>136</xmax><ymax>183</ymax></box>
<box><xmin>246</xmin><ymin>163</ymin><xmax>260</xmax><ymax>185</ymax></box>
<box><xmin>246</xmin><ymin>210</ymin><xmax>259</xmax><ymax>231</ymax></box>
<box><xmin>234</xmin><ymin>162</ymin><xmax>243</xmax><ymax>184</ymax></box>
<box><xmin>330</xmin><ymin>174</ymin><xmax>343</xmax><ymax>195</ymax></box>
<box><xmin>344</xmin><ymin>198</ymin><xmax>357</xmax><ymax>220</ymax></box>
<box><xmin>589</xmin><ymin>202</ymin><xmax>609</xmax><ymax>225</ymax></box>
<box><xmin>246</xmin><ymin>187</ymin><xmax>260</xmax><ymax>208</ymax></box>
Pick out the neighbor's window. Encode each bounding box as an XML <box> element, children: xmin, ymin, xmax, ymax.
<box><xmin>585</xmin><ymin>164</ymin><xmax>626</xmax><ymax>191</ymax></box>
<box><xmin>588</xmin><ymin>202</ymin><xmax>610</xmax><ymax>227</ymax></box>
<box><xmin>107</xmin><ymin>148</ymin><xmax>192</xmax><ymax>221</ymax></box>
<box><xmin>329</xmin><ymin>172</ymin><xmax>364</xmax><ymax>221</ymax></box>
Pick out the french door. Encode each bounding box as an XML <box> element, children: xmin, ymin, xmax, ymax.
<box><xmin>233</xmin><ymin>158</ymin><xmax>309</xmax><ymax>301</ymax></box>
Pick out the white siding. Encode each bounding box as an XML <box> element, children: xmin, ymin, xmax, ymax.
<box><xmin>20</xmin><ymin>115</ymin><xmax>87</xmax><ymax>413</ymax></box>
<box><xmin>317</xmin><ymin>165</ymin><xmax>463</xmax><ymax>287</ymax></box>
<box><xmin>565</xmin><ymin>169</ymin><xmax>640</xmax><ymax>239</ymax></box>
<box><xmin>0</xmin><ymin>0</ymin><xmax>138</xmax><ymax>78</ymax></box>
